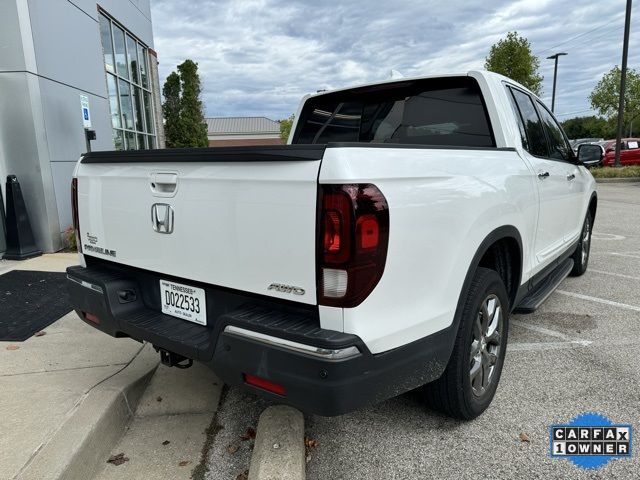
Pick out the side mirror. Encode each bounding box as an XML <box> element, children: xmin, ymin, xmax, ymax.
<box><xmin>577</xmin><ymin>144</ymin><xmax>603</xmax><ymax>167</ymax></box>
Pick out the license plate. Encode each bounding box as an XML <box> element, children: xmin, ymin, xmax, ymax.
<box><xmin>160</xmin><ymin>280</ymin><xmax>207</xmax><ymax>325</ymax></box>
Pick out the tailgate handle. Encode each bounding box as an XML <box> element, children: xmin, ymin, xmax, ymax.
<box><xmin>150</xmin><ymin>173</ymin><xmax>178</xmax><ymax>196</ymax></box>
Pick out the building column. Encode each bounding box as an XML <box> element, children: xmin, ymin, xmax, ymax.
<box><xmin>148</xmin><ymin>49</ymin><xmax>166</xmax><ymax>148</ymax></box>
<box><xmin>0</xmin><ymin>0</ymin><xmax>61</xmax><ymax>253</ymax></box>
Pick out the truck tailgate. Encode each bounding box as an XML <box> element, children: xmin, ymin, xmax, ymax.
<box><xmin>75</xmin><ymin>146</ymin><xmax>325</xmax><ymax>305</ymax></box>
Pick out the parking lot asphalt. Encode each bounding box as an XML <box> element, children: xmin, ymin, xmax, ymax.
<box><xmin>304</xmin><ymin>182</ymin><xmax>640</xmax><ymax>479</ymax></box>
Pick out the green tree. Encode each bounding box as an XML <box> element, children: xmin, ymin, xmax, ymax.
<box><xmin>485</xmin><ymin>31</ymin><xmax>543</xmax><ymax>95</ymax></box>
<box><xmin>561</xmin><ymin>116</ymin><xmax>615</xmax><ymax>139</ymax></box>
<box><xmin>589</xmin><ymin>67</ymin><xmax>640</xmax><ymax>136</ymax></box>
<box><xmin>162</xmin><ymin>60</ymin><xmax>208</xmax><ymax>148</ymax></box>
<box><xmin>279</xmin><ymin>114</ymin><xmax>294</xmax><ymax>142</ymax></box>
<box><xmin>162</xmin><ymin>72</ymin><xmax>182</xmax><ymax>147</ymax></box>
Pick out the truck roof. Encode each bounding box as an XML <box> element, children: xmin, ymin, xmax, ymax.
<box><xmin>306</xmin><ymin>70</ymin><xmax>536</xmax><ymax>101</ymax></box>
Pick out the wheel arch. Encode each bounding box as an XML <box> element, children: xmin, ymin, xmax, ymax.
<box><xmin>588</xmin><ymin>191</ymin><xmax>598</xmax><ymax>223</ymax></box>
<box><xmin>457</xmin><ymin>226</ymin><xmax>523</xmax><ymax>320</ymax></box>
<box><xmin>430</xmin><ymin>225</ymin><xmax>524</xmax><ymax>406</ymax></box>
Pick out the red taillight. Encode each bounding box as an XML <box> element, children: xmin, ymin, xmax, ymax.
<box><xmin>357</xmin><ymin>215</ymin><xmax>379</xmax><ymax>250</ymax></box>
<box><xmin>243</xmin><ymin>373</ymin><xmax>286</xmax><ymax>396</ymax></box>
<box><xmin>317</xmin><ymin>184</ymin><xmax>389</xmax><ymax>307</ymax></box>
<box><xmin>83</xmin><ymin>312</ymin><xmax>100</xmax><ymax>324</ymax></box>
<box><xmin>321</xmin><ymin>190</ymin><xmax>352</xmax><ymax>264</ymax></box>
<box><xmin>71</xmin><ymin>178</ymin><xmax>82</xmax><ymax>253</ymax></box>
<box><xmin>323</xmin><ymin>211</ymin><xmax>341</xmax><ymax>253</ymax></box>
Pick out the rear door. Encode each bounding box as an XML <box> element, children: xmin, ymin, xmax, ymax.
<box><xmin>534</xmin><ymin>100</ymin><xmax>587</xmax><ymax>244</ymax></box>
<box><xmin>507</xmin><ymin>87</ymin><xmax>575</xmax><ymax>271</ymax></box>
<box><xmin>76</xmin><ymin>146</ymin><xmax>324</xmax><ymax>305</ymax></box>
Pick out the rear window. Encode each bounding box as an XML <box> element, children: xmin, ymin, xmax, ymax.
<box><xmin>292</xmin><ymin>77</ymin><xmax>495</xmax><ymax>147</ymax></box>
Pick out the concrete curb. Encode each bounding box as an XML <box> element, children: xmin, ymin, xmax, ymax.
<box><xmin>17</xmin><ymin>343</ymin><xmax>159</xmax><ymax>480</ymax></box>
<box><xmin>248</xmin><ymin>406</ymin><xmax>305</xmax><ymax>480</ymax></box>
<box><xmin>595</xmin><ymin>177</ymin><xmax>640</xmax><ymax>183</ymax></box>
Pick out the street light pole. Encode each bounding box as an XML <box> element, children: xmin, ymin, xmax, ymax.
<box><xmin>614</xmin><ymin>0</ymin><xmax>633</xmax><ymax>168</ymax></box>
<box><xmin>547</xmin><ymin>52</ymin><xmax>567</xmax><ymax>113</ymax></box>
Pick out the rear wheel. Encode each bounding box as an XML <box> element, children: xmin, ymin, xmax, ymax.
<box><xmin>422</xmin><ymin>267</ymin><xmax>509</xmax><ymax>420</ymax></box>
<box><xmin>569</xmin><ymin>213</ymin><xmax>592</xmax><ymax>277</ymax></box>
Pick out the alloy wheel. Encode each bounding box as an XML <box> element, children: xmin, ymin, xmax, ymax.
<box><xmin>469</xmin><ymin>294</ymin><xmax>503</xmax><ymax>396</ymax></box>
<box><xmin>581</xmin><ymin>217</ymin><xmax>591</xmax><ymax>266</ymax></box>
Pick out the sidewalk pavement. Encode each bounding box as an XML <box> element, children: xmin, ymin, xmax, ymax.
<box><xmin>93</xmin><ymin>362</ymin><xmax>221</xmax><ymax>480</ymax></box>
<box><xmin>0</xmin><ymin>253</ymin><xmax>146</xmax><ymax>480</ymax></box>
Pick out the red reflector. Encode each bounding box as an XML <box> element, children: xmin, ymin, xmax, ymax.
<box><xmin>243</xmin><ymin>373</ymin><xmax>286</xmax><ymax>396</ymax></box>
<box><xmin>83</xmin><ymin>312</ymin><xmax>100</xmax><ymax>324</ymax></box>
<box><xmin>357</xmin><ymin>215</ymin><xmax>379</xmax><ymax>250</ymax></box>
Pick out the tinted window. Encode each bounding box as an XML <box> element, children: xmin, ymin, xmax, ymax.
<box><xmin>511</xmin><ymin>89</ymin><xmax>548</xmax><ymax>157</ymax></box>
<box><xmin>536</xmin><ymin>101</ymin><xmax>571</xmax><ymax>161</ymax></box>
<box><xmin>112</xmin><ymin>24</ymin><xmax>128</xmax><ymax>80</ymax></box>
<box><xmin>294</xmin><ymin>77</ymin><xmax>495</xmax><ymax>147</ymax></box>
<box><xmin>506</xmin><ymin>87</ymin><xmax>528</xmax><ymax>150</ymax></box>
<box><xmin>98</xmin><ymin>10</ymin><xmax>156</xmax><ymax>150</ymax></box>
<box><xmin>98</xmin><ymin>14</ymin><xmax>114</xmax><ymax>73</ymax></box>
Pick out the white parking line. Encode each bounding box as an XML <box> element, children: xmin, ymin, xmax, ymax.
<box><xmin>591</xmin><ymin>232</ymin><xmax>626</xmax><ymax>241</ymax></box>
<box><xmin>607</xmin><ymin>252</ymin><xmax>640</xmax><ymax>259</ymax></box>
<box><xmin>589</xmin><ymin>269</ymin><xmax>640</xmax><ymax>281</ymax></box>
<box><xmin>509</xmin><ymin>341</ymin><xmax>591</xmax><ymax>351</ymax></box>
<box><xmin>556</xmin><ymin>290</ymin><xmax>640</xmax><ymax>313</ymax></box>
<box><xmin>511</xmin><ymin>319</ymin><xmax>592</xmax><ymax>346</ymax></box>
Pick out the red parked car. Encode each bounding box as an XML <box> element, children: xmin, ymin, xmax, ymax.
<box><xmin>602</xmin><ymin>138</ymin><xmax>640</xmax><ymax>166</ymax></box>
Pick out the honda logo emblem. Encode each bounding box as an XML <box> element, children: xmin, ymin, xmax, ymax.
<box><xmin>151</xmin><ymin>204</ymin><xmax>174</xmax><ymax>234</ymax></box>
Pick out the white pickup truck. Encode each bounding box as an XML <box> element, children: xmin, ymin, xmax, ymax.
<box><xmin>67</xmin><ymin>71</ymin><xmax>597</xmax><ymax>419</ymax></box>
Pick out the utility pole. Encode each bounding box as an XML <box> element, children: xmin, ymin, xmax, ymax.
<box><xmin>615</xmin><ymin>0</ymin><xmax>633</xmax><ymax>167</ymax></box>
<box><xmin>547</xmin><ymin>52</ymin><xmax>567</xmax><ymax>112</ymax></box>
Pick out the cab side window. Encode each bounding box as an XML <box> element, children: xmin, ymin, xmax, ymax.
<box><xmin>505</xmin><ymin>87</ymin><xmax>529</xmax><ymax>150</ymax></box>
<box><xmin>509</xmin><ymin>88</ymin><xmax>549</xmax><ymax>157</ymax></box>
<box><xmin>536</xmin><ymin>101</ymin><xmax>572</xmax><ymax>162</ymax></box>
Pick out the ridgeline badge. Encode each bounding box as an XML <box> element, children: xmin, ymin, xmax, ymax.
<box><xmin>550</xmin><ymin>413</ymin><xmax>632</xmax><ymax>469</ymax></box>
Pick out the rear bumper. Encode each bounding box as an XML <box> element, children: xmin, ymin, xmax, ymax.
<box><xmin>66</xmin><ymin>262</ymin><xmax>454</xmax><ymax>416</ymax></box>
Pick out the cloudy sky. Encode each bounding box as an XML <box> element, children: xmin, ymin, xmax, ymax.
<box><xmin>150</xmin><ymin>0</ymin><xmax>638</xmax><ymax>122</ymax></box>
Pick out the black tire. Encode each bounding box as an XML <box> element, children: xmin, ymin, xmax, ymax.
<box><xmin>569</xmin><ymin>212</ymin><xmax>592</xmax><ymax>277</ymax></box>
<box><xmin>422</xmin><ymin>267</ymin><xmax>509</xmax><ymax>420</ymax></box>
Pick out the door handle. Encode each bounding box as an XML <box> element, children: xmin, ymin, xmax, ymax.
<box><xmin>538</xmin><ymin>171</ymin><xmax>550</xmax><ymax>179</ymax></box>
<box><xmin>566</xmin><ymin>173</ymin><xmax>576</xmax><ymax>181</ymax></box>
<box><xmin>150</xmin><ymin>172</ymin><xmax>178</xmax><ymax>197</ymax></box>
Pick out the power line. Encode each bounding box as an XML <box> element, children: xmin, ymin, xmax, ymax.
<box><xmin>567</xmin><ymin>25</ymin><xmax>625</xmax><ymax>52</ymax></box>
<box><xmin>536</xmin><ymin>15</ymin><xmax>625</xmax><ymax>55</ymax></box>
<box><xmin>555</xmin><ymin>109</ymin><xmax>595</xmax><ymax>118</ymax></box>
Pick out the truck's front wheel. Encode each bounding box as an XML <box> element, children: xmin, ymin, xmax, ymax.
<box><xmin>423</xmin><ymin>267</ymin><xmax>509</xmax><ymax>420</ymax></box>
<box><xmin>569</xmin><ymin>212</ymin><xmax>592</xmax><ymax>277</ymax></box>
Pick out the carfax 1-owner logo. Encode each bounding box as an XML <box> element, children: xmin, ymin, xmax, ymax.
<box><xmin>550</xmin><ymin>413</ymin><xmax>633</xmax><ymax>469</ymax></box>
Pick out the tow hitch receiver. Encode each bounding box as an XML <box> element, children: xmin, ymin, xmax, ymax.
<box><xmin>157</xmin><ymin>348</ymin><xmax>193</xmax><ymax>369</ymax></box>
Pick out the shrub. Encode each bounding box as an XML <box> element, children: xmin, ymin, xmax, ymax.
<box><xmin>64</xmin><ymin>226</ymin><xmax>77</xmax><ymax>251</ymax></box>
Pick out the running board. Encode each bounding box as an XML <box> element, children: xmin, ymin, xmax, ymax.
<box><xmin>514</xmin><ymin>258</ymin><xmax>574</xmax><ymax>314</ymax></box>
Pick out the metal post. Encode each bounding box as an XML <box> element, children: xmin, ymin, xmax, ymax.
<box><xmin>0</xmin><ymin>180</ymin><xmax>6</xmax><ymax>254</ymax></box>
<box><xmin>615</xmin><ymin>0</ymin><xmax>633</xmax><ymax>167</ymax></box>
<box><xmin>551</xmin><ymin>56</ymin><xmax>559</xmax><ymax>112</ymax></box>
<box><xmin>84</xmin><ymin>128</ymin><xmax>92</xmax><ymax>153</ymax></box>
<box><xmin>547</xmin><ymin>53</ymin><xmax>567</xmax><ymax>113</ymax></box>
